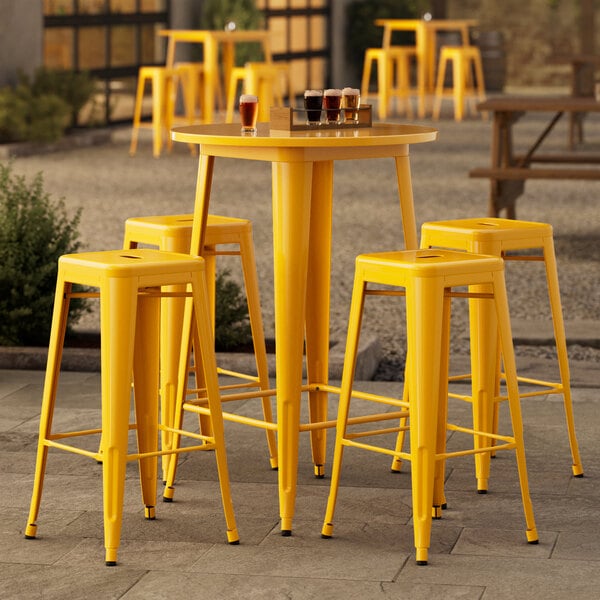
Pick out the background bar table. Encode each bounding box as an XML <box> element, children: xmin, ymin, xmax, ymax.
<box><xmin>160</xmin><ymin>29</ymin><xmax>272</xmax><ymax>124</ymax></box>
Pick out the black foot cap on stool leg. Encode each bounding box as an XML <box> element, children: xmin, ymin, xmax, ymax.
<box><xmin>281</xmin><ymin>530</ymin><xmax>292</xmax><ymax>537</ymax></box>
<box><xmin>416</xmin><ymin>560</ymin><xmax>428</xmax><ymax>566</ymax></box>
<box><xmin>477</xmin><ymin>489</ymin><xmax>487</xmax><ymax>495</ymax></box>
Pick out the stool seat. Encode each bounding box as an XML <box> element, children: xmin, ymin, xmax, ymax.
<box><xmin>421</xmin><ymin>217</ymin><xmax>584</xmax><ymax>479</ymax></box>
<box><xmin>321</xmin><ymin>248</ymin><xmax>538</xmax><ymax>565</ymax></box>
<box><xmin>361</xmin><ymin>46</ymin><xmax>415</xmax><ymax>120</ymax></box>
<box><xmin>432</xmin><ymin>45</ymin><xmax>486</xmax><ymax>121</ymax></box>
<box><xmin>25</xmin><ymin>248</ymin><xmax>239</xmax><ymax>565</ymax></box>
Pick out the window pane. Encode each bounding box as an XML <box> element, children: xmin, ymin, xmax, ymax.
<box><xmin>111</xmin><ymin>26</ymin><xmax>135</xmax><ymax>66</ymax></box>
<box><xmin>44</xmin><ymin>29</ymin><xmax>73</xmax><ymax>68</ymax></box>
<box><xmin>79</xmin><ymin>27</ymin><xmax>106</xmax><ymax>69</ymax></box>
<box><xmin>44</xmin><ymin>0</ymin><xmax>74</xmax><ymax>15</ymax></box>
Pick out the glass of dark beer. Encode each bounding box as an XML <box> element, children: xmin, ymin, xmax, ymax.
<box><xmin>304</xmin><ymin>89</ymin><xmax>323</xmax><ymax>125</ymax></box>
<box><xmin>323</xmin><ymin>89</ymin><xmax>342</xmax><ymax>124</ymax></box>
<box><xmin>239</xmin><ymin>94</ymin><xmax>258</xmax><ymax>133</ymax></box>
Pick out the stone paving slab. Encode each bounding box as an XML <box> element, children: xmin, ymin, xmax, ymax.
<box><xmin>1</xmin><ymin>372</ymin><xmax>600</xmax><ymax>598</ymax></box>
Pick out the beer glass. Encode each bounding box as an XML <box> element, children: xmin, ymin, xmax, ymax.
<box><xmin>323</xmin><ymin>89</ymin><xmax>342</xmax><ymax>124</ymax></box>
<box><xmin>239</xmin><ymin>94</ymin><xmax>258</xmax><ymax>133</ymax></box>
<box><xmin>304</xmin><ymin>90</ymin><xmax>323</xmax><ymax>125</ymax></box>
<box><xmin>342</xmin><ymin>87</ymin><xmax>361</xmax><ymax>124</ymax></box>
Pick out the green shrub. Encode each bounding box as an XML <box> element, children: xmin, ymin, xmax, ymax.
<box><xmin>27</xmin><ymin>67</ymin><xmax>96</xmax><ymax>119</ymax></box>
<box><xmin>0</xmin><ymin>162</ymin><xmax>88</xmax><ymax>346</ymax></box>
<box><xmin>0</xmin><ymin>85</ymin><xmax>71</xmax><ymax>143</ymax></box>
<box><xmin>214</xmin><ymin>268</ymin><xmax>252</xmax><ymax>351</ymax></box>
<box><xmin>0</xmin><ymin>68</ymin><xmax>96</xmax><ymax>143</ymax></box>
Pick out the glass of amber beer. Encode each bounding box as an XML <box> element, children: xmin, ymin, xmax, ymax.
<box><xmin>239</xmin><ymin>94</ymin><xmax>258</xmax><ymax>133</ymax></box>
<box><xmin>323</xmin><ymin>89</ymin><xmax>342</xmax><ymax>124</ymax></box>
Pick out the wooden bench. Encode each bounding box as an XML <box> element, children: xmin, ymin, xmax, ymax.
<box><xmin>470</xmin><ymin>95</ymin><xmax>600</xmax><ymax>218</ymax></box>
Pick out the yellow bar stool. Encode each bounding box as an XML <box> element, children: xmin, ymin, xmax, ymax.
<box><xmin>225</xmin><ymin>61</ymin><xmax>291</xmax><ymax>123</ymax></box>
<box><xmin>420</xmin><ymin>217</ymin><xmax>584</xmax><ymax>479</ymax></box>
<box><xmin>432</xmin><ymin>45</ymin><xmax>486</xmax><ymax>121</ymax></box>
<box><xmin>321</xmin><ymin>249</ymin><xmax>538</xmax><ymax>566</ymax></box>
<box><xmin>360</xmin><ymin>46</ymin><xmax>416</xmax><ymax>120</ymax></box>
<box><xmin>129</xmin><ymin>66</ymin><xmax>177</xmax><ymax>158</ymax></box>
<box><xmin>123</xmin><ymin>214</ymin><xmax>277</xmax><ymax>471</ymax></box>
<box><xmin>24</xmin><ymin>248</ymin><xmax>239</xmax><ymax>566</ymax></box>
<box><xmin>129</xmin><ymin>65</ymin><xmax>198</xmax><ymax>158</ymax></box>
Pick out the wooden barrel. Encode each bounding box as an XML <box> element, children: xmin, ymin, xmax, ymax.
<box><xmin>472</xmin><ymin>30</ymin><xmax>506</xmax><ymax>92</ymax></box>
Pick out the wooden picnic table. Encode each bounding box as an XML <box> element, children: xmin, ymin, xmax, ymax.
<box><xmin>470</xmin><ymin>95</ymin><xmax>600</xmax><ymax>218</ymax></box>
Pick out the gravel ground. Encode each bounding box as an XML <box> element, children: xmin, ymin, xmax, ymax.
<box><xmin>5</xmin><ymin>110</ymin><xmax>600</xmax><ymax>380</ymax></box>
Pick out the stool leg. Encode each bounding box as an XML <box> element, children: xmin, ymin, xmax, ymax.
<box><xmin>151</xmin><ymin>70</ymin><xmax>165</xmax><ymax>158</ymax></box>
<box><xmin>239</xmin><ymin>230</ymin><xmax>278</xmax><ymax>469</ymax></box>
<box><xmin>432</xmin><ymin>292</ymin><xmax>452</xmax><ymax>517</ymax></box>
<box><xmin>360</xmin><ymin>54</ymin><xmax>372</xmax><ymax>104</ymax></box>
<box><xmin>101</xmin><ymin>277</ymin><xmax>138</xmax><ymax>566</ymax></box>
<box><xmin>391</xmin><ymin>372</ymin><xmax>409</xmax><ymax>472</ymax></box>
<box><xmin>453</xmin><ymin>54</ymin><xmax>465</xmax><ymax>122</ymax></box>
<box><xmin>321</xmin><ymin>269</ymin><xmax>367</xmax><ymax>539</ymax></box>
<box><xmin>492</xmin><ymin>271</ymin><xmax>539</xmax><ymax>545</ymax></box>
<box><xmin>543</xmin><ymin>240</ymin><xmax>584</xmax><ymax>476</ymax></box>
<box><xmin>432</xmin><ymin>54</ymin><xmax>447</xmax><ymax>120</ymax></box>
<box><xmin>129</xmin><ymin>73</ymin><xmax>146</xmax><ymax>157</ymax></box>
<box><xmin>164</xmin><ymin>275</ymin><xmax>240</xmax><ymax>544</ymax></box>
<box><xmin>377</xmin><ymin>53</ymin><xmax>390</xmax><ymax>120</ymax></box>
<box><xmin>133</xmin><ymin>291</ymin><xmax>160</xmax><ymax>520</ymax></box>
<box><xmin>469</xmin><ymin>282</ymin><xmax>497</xmax><ymax>493</ymax></box>
<box><xmin>406</xmin><ymin>277</ymin><xmax>445</xmax><ymax>566</ymax></box>
<box><xmin>25</xmin><ymin>277</ymin><xmax>72</xmax><ymax>540</ymax></box>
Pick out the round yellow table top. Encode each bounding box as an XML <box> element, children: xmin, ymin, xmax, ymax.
<box><xmin>171</xmin><ymin>122</ymin><xmax>438</xmax><ymax>148</ymax></box>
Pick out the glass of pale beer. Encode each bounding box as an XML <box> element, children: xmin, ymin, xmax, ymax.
<box><xmin>342</xmin><ymin>87</ymin><xmax>361</xmax><ymax>124</ymax></box>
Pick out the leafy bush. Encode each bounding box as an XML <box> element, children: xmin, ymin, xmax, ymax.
<box><xmin>0</xmin><ymin>162</ymin><xmax>88</xmax><ymax>346</ymax></box>
<box><xmin>0</xmin><ymin>85</ymin><xmax>70</xmax><ymax>143</ymax></box>
<box><xmin>0</xmin><ymin>68</ymin><xmax>96</xmax><ymax>143</ymax></box>
<box><xmin>214</xmin><ymin>268</ymin><xmax>252</xmax><ymax>351</ymax></box>
<box><xmin>27</xmin><ymin>67</ymin><xmax>96</xmax><ymax>118</ymax></box>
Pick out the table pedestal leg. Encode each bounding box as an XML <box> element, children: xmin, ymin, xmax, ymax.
<box><xmin>272</xmin><ymin>160</ymin><xmax>313</xmax><ymax>534</ymax></box>
<box><xmin>305</xmin><ymin>161</ymin><xmax>334</xmax><ymax>478</ymax></box>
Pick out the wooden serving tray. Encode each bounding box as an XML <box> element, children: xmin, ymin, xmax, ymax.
<box><xmin>270</xmin><ymin>105</ymin><xmax>372</xmax><ymax>131</ymax></box>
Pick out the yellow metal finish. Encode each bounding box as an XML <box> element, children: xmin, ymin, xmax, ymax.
<box><xmin>171</xmin><ymin>121</ymin><xmax>437</xmax><ymax>535</ymax></box>
<box><xmin>124</xmin><ymin>214</ymin><xmax>277</xmax><ymax>474</ymax></box>
<box><xmin>226</xmin><ymin>62</ymin><xmax>291</xmax><ymax>123</ymax></box>
<box><xmin>432</xmin><ymin>46</ymin><xmax>486</xmax><ymax>122</ymax></box>
<box><xmin>24</xmin><ymin>248</ymin><xmax>239</xmax><ymax>565</ymax></box>
<box><xmin>321</xmin><ymin>249</ymin><xmax>538</xmax><ymax>565</ymax></box>
<box><xmin>421</xmin><ymin>217</ymin><xmax>584</xmax><ymax>478</ymax></box>
<box><xmin>374</xmin><ymin>18</ymin><xmax>478</xmax><ymax>118</ymax></box>
<box><xmin>159</xmin><ymin>29</ymin><xmax>272</xmax><ymax>124</ymax></box>
<box><xmin>361</xmin><ymin>47</ymin><xmax>416</xmax><ymax>120</ymax></box>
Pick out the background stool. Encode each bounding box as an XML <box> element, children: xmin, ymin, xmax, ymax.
<box><xmin>321</xmin><ymin>249</ymin><xmax>538</xmax><ymax>566</ymax></box>
<box><xmin>226</xmin><ymin>61</ymin><xmax>291</xmax><ymax>123</ymax></box>
<box><xmin>129</xmin><ymin>65</ymin><xmax>197</xmax><ymax>158</ymax></box>
<box><xmin>432</xmin><ymin>45</ymin><xmax>486</xmax><ymax>121</ymax></box>
<box><xmin>24</xmin><ymin>248</ymin><xmax>239</xmax><ymax>565</ymax></box>
<box><xmin>420</xmin><ymin>217</ymin><xmax>584</xmax><ymax>479</ymax></box>
<box><xmin>123</xmin><ymin>214</ymin><xmax>277</xmax><ymax>472</ymax></box>
<box><xmin>360</xmin><ymin>47</ymin><xmax>416</xmax><ymax>120</ymax></box>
